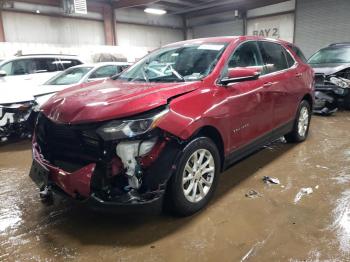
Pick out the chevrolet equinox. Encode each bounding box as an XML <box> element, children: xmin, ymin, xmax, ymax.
<box><xmin>29</xmin><ymin>36</ymin><xmax>314</xmax><ymax>216</ymax></box>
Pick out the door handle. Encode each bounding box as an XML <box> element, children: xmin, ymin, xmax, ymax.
<box><xmin>296</xmin><ymin>73</ymin><xmax>303</xmax><ymax>78</ymax></box>
<box><xmin>263</xmin><ymin>82</ymin><xmax>273</xmax><ymax>88</ymax></box>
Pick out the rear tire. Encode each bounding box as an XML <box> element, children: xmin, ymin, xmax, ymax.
<box><xmin>167</xmin><ymin>137</ymin><xmax>220</xmax><ymax>216</ymax></box>
<box><xmin>285</xmin><ymin>100</ymin><xmax>311</xmax><ymax>143</ymax></box>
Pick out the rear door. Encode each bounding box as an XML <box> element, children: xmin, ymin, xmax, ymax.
<box><xmin>258</xmin><ymin>41</ymin><xmax>296</xmax><ymax>127</ymax></box>
<box><xmin>222</xmin><ymin>41</ymin><xmax>273</xmax><ymax>150</ymax></box>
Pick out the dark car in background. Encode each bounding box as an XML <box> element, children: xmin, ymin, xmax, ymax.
<box><xmin>309</xmin><ymin>43</ymin><xmax>350</xmax><ymax>115</ymax></box>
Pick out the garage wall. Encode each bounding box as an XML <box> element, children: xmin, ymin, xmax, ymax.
<box><xmin>116</xmin><ymin>23</ymin><xmax>183</xmax><ymax>49</ymax></box>
<box><xmin>246</xmin><ymin>0</ymin><xmax>295</xmax><ymax>43</ymax></box>
<box><xmin>191</xmin><ymin>20</ymin><xmax>243</xmax><ymax>38</ymax></box>
<box><xmin>187</xmin><ymin>11</ymin><xmax>243</xmax><ymax>39</ymax></box>
<box><xmin>115</xmin><ymin>8</ymin><xmax>184</xmax><ymax>50</ymax></box>
<box><xmin>295</xmin><ymin>0</ymin><xmax>350</xmax><ymax>58</ymax></box>
<box><xmin>247</xmin><ymin>13</ymin><xmax>295</xmax><ymax>43</ymax></box>
<box><xmin>2</xmin><ymin>11</ymin><xmax>105</xmax><ymax>45</ymax></box>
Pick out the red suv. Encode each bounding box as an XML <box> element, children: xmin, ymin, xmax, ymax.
<box><xmin>29</xmin><ymin>37</ymin><xmax>314</xmax><ymax>216</ymax></box>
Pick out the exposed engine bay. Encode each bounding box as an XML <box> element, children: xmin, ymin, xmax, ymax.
<box><xmin>0</xmin><ymin>102</ymin><xmax>36</xmax><ymax>142</ymax></box>
<box><xmin>314</xmin><ymin>69</ymin><xmax>350</xmax><ymax>115</ymax></box>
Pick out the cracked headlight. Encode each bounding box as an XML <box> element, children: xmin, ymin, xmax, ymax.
<box><xmin>97</xmin><ymin>108</ymin><xmax>169</xmax><ymax>140</ymax></box>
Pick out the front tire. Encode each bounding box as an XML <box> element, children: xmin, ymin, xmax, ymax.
<box><xmin>285</xmin><ymin>100</ymin><xmax>311</xmax><ymax>143</ymax></box>
<box><xmin>168</xmin><ymin>137</ymin><xmax>220</xmax><ymax>216</ymax></box>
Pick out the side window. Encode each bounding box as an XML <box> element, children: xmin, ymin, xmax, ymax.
<box><xmin>258</xmin><ymin>41</ymin><xmax>289</xmax><ymax>74</ymax></box>
<box><xmin>288</xmin><ymin>45</ymin><xmax>307</xmax><ymax>63</ymax></box>
<box><xmin>285</xmin><ymin>50</ymin><xmax>295</xmax><ymax>68</ymax></box>
<box><xmin>32</xmin><ymin>58</ymin><xmax>58</xmax><ymax>73</ymax></box>
<box><xmin>10</xmin><ymin>59</ymin><xmax>32</xmax><ymax>75</ymax></box>
<box><xmin>0</xmin><ymin>61</ymin><xmax>13</xmax><ymax>75</ymax></box>
<box><xmin>228</xmin><ymin>41</ymin><xmax>264</xmax><ymax>69</ymax></box>
<box><xmin>89</xmin><ymin>65</ymin><xmax>118</xmax><ymax>79</ymax></box>
<box><xmin>59</xmin><ymin>59</ymin><xmax>82</xmax><ymax>70</ymax></box>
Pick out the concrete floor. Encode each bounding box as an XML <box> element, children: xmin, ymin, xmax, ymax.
<box><xmin>1</xmin><ymin>113</ymin><xmax>350</xmax><ymax>261</ymax></box>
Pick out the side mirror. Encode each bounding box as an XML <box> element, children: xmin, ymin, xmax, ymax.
<box><xmin>0</xmin><ymin>70</ymin><xmax>7</xmax><ymax>77</ymax></box>
<box><xmin>220</xmin><ymin>67</ymin><xmax>260</xmax><ymax>85</ymax></box>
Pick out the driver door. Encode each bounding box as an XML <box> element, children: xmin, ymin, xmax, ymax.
<box><xmin>223</xmin><ymin>41</ymin><xmax>274</xmax><ymax>151</ymax></box>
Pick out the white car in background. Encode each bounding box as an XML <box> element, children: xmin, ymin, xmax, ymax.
<box><xmin>0</xmin><ymin>54</ymin><xmax>83</xmax><ymax>141</ymax></box>
<box><xmin>0</xmin><ymin>61</ymin><xmax>131</xmax><ymax>141</ymax></box>
<box><xmin>0</xmin><ymin>54</ymin><xmax>83</xmax><ymax>103</ymax></box>
<box><xmin>34</xmin><ymin>62</ymin><xmax>132</xmax><ymax>106</ymax></box>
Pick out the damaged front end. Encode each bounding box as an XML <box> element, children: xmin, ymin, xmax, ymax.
<box><xmin>30</xmin><ymin>107</ymin><xmax>183</xmax><ymax>212</ymax></box>
<box><xmin>0</xmin><ymin>102</ymin><xmax>36</xmax><ymax>142</ymax></box>
<box><xmin>314</xmin><ymin>71</ymin><xmax>350</xmax><ymax>115</ymax></box>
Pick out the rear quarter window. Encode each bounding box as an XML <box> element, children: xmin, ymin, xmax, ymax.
<box><xmin>288</xmin><ymin>45</ymin><xmax>307</xmax><ymax>63</ymax></box>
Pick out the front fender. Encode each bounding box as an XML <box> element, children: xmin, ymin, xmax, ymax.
<box><xmin>157</xmin><ymin>88</ymin><xmax>230</xmax><ymax>153</ymax></box>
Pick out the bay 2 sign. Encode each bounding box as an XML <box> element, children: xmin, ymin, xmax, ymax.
<box><xmin>247</xmin><ymin>13</ymin><xmax>294</xmax><ymax>43</ymax></box>
<box><xmin>252</xmin><ymin>28</ymin><xmax>280</xmax><ymax>38</ymax></box>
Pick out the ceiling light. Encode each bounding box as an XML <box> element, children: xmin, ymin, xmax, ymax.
<box><xmin>144</xmin><ymin>8</ymin><xmax>167</xmax><ymax>15</ymax></box>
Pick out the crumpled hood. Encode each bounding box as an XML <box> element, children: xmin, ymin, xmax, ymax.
<box><xmin>311</xmin><ymin>63</ymin><xmax>350</xmax><ymax>76</ymax></box>
<box><xmin>42</xmin><ymin>79</ymin><xmax>200</xmax><ymax>124</ymax></box>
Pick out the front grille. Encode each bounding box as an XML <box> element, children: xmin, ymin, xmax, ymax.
<box><xmin>36</xmin><ymin>114</ymin><xmax>103</xmax><ymax>167</ymax></box>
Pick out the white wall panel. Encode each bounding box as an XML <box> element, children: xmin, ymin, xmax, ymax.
<box><xmin>116</xmin><ymin>23</ymin><xmax>183</xmax><ymax>49</ymax></box>
<box><xmin>247</xmin><ymin>13</ymin><xmax>294</xmax><ymax>43</ymax></box>
<box><xmin>191</xmin><ymin>20</ymin><xmax>243</xmax><ymax>39</ymax></box>
<box><xmin>247</xmin><ymin>0</ymin><xmax>295</xmax><ymax>18</ymax></box>
<box><xmin>3</xmin><ymin>11</ymin><xmax>105</xmax><ymax>45</ymax></box>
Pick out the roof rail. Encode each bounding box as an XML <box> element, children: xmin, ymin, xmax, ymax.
<box><xmin>15</xmin><ymin>54</ymin><xmax>77</xmax><ymax>57</ymax></box>
<box><xmin>328</xmin><ymin>42</ymin><xmax>350</xmax><ymax>47</ymax></box>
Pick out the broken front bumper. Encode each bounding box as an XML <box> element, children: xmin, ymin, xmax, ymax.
<box><xmin>0</xmin><ymin>102</ymin><xmax>36</xmax><ymax>140</ymax></box>
<box><xmin>30</xmin><ymin>139</ymin><xmax>167</xmax><ymax>213</ymax></box>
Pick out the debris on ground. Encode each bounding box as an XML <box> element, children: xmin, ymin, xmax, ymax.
<box><xmin>263</xmin><ymin>176</ymin><xmax>280</xmax><ymax>185</ymax></box>
<box><xmin>316</xmin><ymin>165</ymin><xmax>330</xmax><ymax>170</ymax></box>
<box><xmin>315</xmin><ymin>185</ymin><xmax>319</xmax><ymax>189</ymax></box>
<box><xmin>294</xmin><ymin>187</ymin><xmax>313</xmax><ymax>203</ymax></box>
<box><xmin>245</xmin><ymin>190</ymin><xmax>261</xmax><ymax>198</ymax></box>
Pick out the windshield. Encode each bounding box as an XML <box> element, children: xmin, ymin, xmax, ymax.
<box><xmin>308</xmin><ymin>47</ymin><xmax>350</xmax><ymax>64</ymax></box>
<box><xmin>118</xmin><ymin>43</ymin><xmax>228</xmax><ymax>83</ymax></box>
<box><xmin>46</xmin><ymin>67</ymin><xmax>92</xmax><ymax>85</ymax></box>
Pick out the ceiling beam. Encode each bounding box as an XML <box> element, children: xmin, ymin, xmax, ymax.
<box><xmin>184</xmin><ymin>0</ymin><xmax>286</xmax><ymax>17</ymax></box>
<box><xmin>171</xmin><ymin>0</ymin><xmax>242</xmax><ymax>14</ymax></box>
<box><xmin>161</xmin><ymin>0</ymin><xmax>198</xmax><ymax>7</ymax></box>
<box><xmin>113</xmin><ymin>0</ymin><xmax>161</xmax><ymax>9</ymax></box>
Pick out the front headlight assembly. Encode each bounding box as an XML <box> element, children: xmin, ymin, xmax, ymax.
<box><xmin>97</xmin><ymin>107</ymin><xmax>169</xmax><ymax>140</ymax></box>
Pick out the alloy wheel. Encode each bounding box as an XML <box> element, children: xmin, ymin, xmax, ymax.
<box><xmin>182</xmin><ymin>149</ymin><xmax>215</xmax><ymax>203</ymax></box>
<box><xmin>298</xmin><ymin>106</ymin><xmax>309</xmax><ymax>137</ymax></box>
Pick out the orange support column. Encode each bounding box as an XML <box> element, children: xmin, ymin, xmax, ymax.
<box><xmin>0</xmin><ymin>11</ymin><xmax>5</xmax><ymax>42</ymax></box>
<box><xmin>103</xmin><ymin>7</ymin><xmax>115</xmax><ymax>46</ymax></box>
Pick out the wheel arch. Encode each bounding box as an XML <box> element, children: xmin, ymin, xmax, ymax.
<box><xmin>302</xmin><ymin>93</ymin><xmax>313</xmax><ymax>110</ymax></box>
<box><xmin>191</xmin><ymin>125</ymin><xmax>225</xmax><ymax>170</ymax></box>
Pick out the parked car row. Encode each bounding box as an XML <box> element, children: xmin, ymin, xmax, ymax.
<box><xmin>0</xmin><ymin>54</ymin><xmax>131</xmax><ymax>141</ymax></box>
<box><xmin>1</xmin><ymin>36</ymin><xmax>349</xmax><ymax>215</ymax></box>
